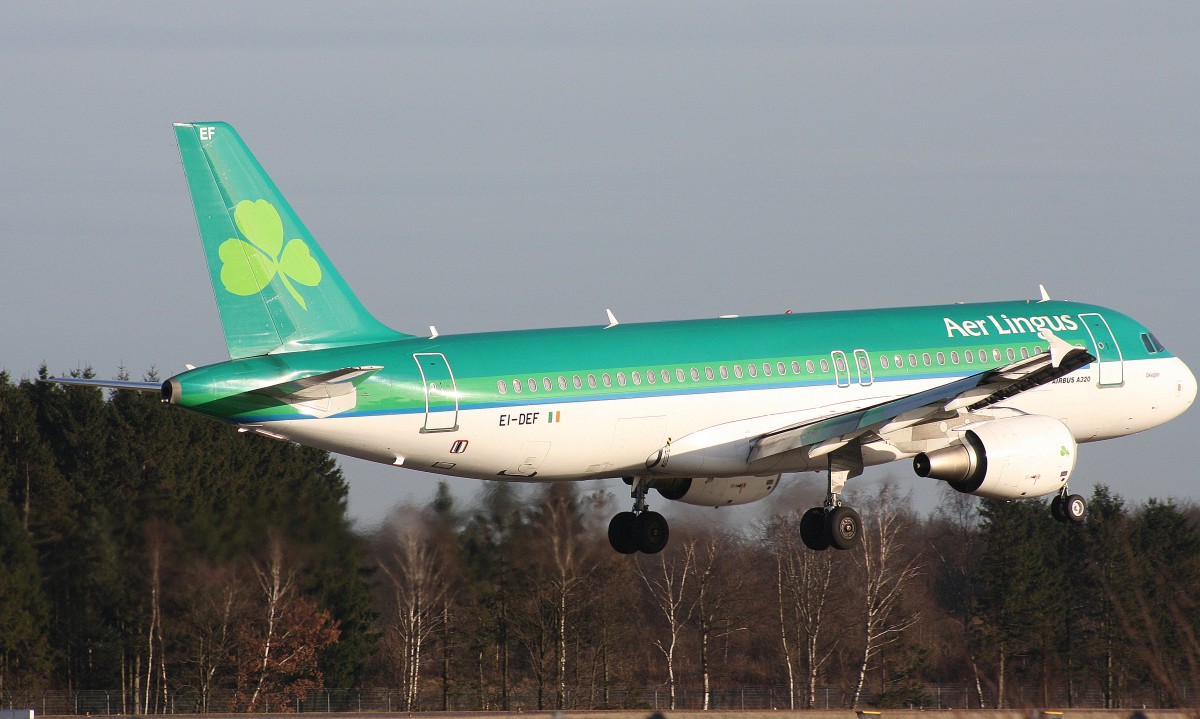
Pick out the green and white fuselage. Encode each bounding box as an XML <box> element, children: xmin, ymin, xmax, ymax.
<box><xmin>52</xmin><ymin>121</ymin><xmax>1196</xmax><ymax>553</ymax></box>
<box><xmin>165</xmin><ymin>300</ymin><xmax>1193</xmax><ymax>486</ymax></box>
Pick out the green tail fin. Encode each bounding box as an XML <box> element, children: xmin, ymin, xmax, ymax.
<box><xmin>174</xmin><ymin>122</ymin><xmax>410</xmax><ymax>359</ymax></box>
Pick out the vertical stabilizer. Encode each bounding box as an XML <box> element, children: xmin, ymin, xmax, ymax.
<box><xmin>174</xmin><ymin>122</ymin><xmax>410</xmax><ymax>358</ymax></box>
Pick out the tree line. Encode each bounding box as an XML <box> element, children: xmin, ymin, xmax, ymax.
<box><xmin>2</xmin><ymin>369</ymin><xmax>1199</xmax><ymax>711</ymax></box>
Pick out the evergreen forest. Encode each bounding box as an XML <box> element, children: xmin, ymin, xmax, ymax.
<box><xmin>2</xmin><ymin>370</ymin><xmax>1199</xmax><ymax>712</ymax></box>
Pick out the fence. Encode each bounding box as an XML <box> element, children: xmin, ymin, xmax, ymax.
<box><xmin>4</xmin><ymin>684</ymin><xmax>1194</xmax><ymax>715</ymax></box>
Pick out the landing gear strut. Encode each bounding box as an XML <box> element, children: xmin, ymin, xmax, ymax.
<box><xmin>799</xmin><ymin>452</ymin><xmax>864</xmax><ymax>552</ymax></box>
<box><xmin>608</xmin><ymin>477</ymin><xmax>670</xmax><ymax>554</ymax></box>
<box><xmin>1051</xmin><ymin>488</ymin><xmax>1086</xmax><ymax>524</ymax></box>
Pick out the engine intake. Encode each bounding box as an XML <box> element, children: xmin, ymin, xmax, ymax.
<box><xmin>913</xmin><ymin>415</ymin><xmax>1076</xmax><ymax>500</ymax></box>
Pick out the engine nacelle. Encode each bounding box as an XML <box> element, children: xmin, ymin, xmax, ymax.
<box><xmin>913</xmin><ymin>415</ymin><xmax>1076</xmax><ymax>500</ymax></box>
<box><xmin>653</xmin><ymin>475</ymin><xmax>780</xmax><ymax>507</ymax></box>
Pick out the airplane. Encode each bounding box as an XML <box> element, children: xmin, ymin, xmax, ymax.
<box><xmin>49</xmin><ymin>121</ymin><xmax>1197</xmax><ymax>555</ymax></box>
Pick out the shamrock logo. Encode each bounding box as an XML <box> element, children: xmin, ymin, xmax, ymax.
<box><xmin>218</xmin><ymin>199</ymin><xmax>322</xmax><ymax>309</ymax></box>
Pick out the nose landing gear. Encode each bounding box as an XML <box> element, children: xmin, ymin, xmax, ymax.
<box><xmin>608</xmin><ymin>477</ymin><xmax>669</xmax><ymax>554</ymax></box>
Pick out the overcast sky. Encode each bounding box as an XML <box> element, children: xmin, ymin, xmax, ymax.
<box><xmin>2</xmin><ymin>2</ymin><xmax>1197</xmax><ymax>529</ymax></box>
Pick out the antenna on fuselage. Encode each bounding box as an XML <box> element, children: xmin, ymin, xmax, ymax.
<box><xmin>604</xmin><ymin>309</ymin><xmax>620</xmax><ymax>329</ymax></box>
<box><xmin>1038</xmin><ymin>284</ymin><xmax>1051</xmax><ymax>302</ymax></box>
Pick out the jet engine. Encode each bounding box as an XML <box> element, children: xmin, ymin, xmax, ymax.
<box><xmin>652</xmin><ymin>475</ymin><xmax>780</xmax><ymax>507</ymax></box>
<box><xmin>913</xmin><ymin>415</ymin><xmax>1076</xmax><ymax>500</ymax></box>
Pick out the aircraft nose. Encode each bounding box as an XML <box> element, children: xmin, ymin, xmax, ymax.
<box><xmin>1178</xmin><ymin>358</ymin><xmax>1198</xmax><ymax>410</ymax></box>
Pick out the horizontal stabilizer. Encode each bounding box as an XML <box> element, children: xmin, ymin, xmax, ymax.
<box><xmin>42</xmin><ymin>377</ymin><xmax>161</xmax><ymax>393</ymax></box>
<box><xmin>249</xmin><ymin>366</ymin><xmax>383</xmax><ymax>418</ymax></box>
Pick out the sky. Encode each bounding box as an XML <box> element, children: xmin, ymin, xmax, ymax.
<box><xmin>2</xmin><ymin>2</ymin><xmax>1197</xmax><ymax>530</ymax></box>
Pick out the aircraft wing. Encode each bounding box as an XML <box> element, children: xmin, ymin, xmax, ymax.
<box><xmin>41</xmin><ymin>377</ymin><xmax>162</xmax><ymax>393</ymax></box>
<box><xmin>749</xmin><ymin>330</ymin><xmax>1095</xmax><ymax>463</ymax></box>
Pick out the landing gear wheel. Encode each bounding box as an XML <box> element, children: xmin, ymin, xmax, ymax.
<box><xmin>826</xmin><ymin>506</ymin><xmax>862</xmax><ymax>551</ymax></box>
<box><xmin>1064</xmin><ymin>494</ymin><xmax>1086</xmax><ymax>524</ymax></box>
<box><xmin>632</xmin><ymin>511</ymin><xmax>669</xmax><ymax>554</ymax></box>
<box><xmin>1050</xmin><ymin>495</ymin><xmax>1066</xmax><ymax>523</ymax></box>
<box><xmin>608</xmin><ymin>512</ymin><xmax>638</xmax><ymax>554</ymax></box>
<box><xmin>800</xmin><ymin>507</ymin><xmax>830</xmax><ymax>551</ymax></box>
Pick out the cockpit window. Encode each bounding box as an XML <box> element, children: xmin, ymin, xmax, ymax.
<box><xmin>1142</xmin><ymin>333</ymin><xmax>1166</xmax><ymax>354</ymax></box>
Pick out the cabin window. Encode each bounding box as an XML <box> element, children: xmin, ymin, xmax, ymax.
<box><xmin>992</xmin><ymin>349</ymin><xmax>1002</xmax><ymax>362</ymax></box>
<box><xmin>835</xmin><ymin>356</ymin><xmax>847</xmax><ymax>373</ymax></box>
<box><xmin>778</xmin><ymin>362</ymin><xmax>787</xmax><ymax>375</ymax></box>
<box><xmin>676</xmin><ymin>368</ymin><xmax>686</xmax><ymax>382</ymax></box>
<box><xmin>979</xmin><ymin>349</ymin><xmax>988</xmax><ymax>363</ymax></box>
<box><xmin>498</xmin><ymin>380</ymin><xmax>508</xmax><ymax>394</ymax></box>
<box><xmin>950</xmin><ymin>351</ymin><xmax>960</xmax><ymax>364</ymax></box>
<box><xmin>748</xmin><ymin>364</ymin><xmax>758</xmax><ymax>377</ymax></box>
<box><xmin>894</xmin><ymin>354</ymin><xmax>903</xmax><ymax>368</ymax></box>
<box><xmin>690</xmin><ymin>367</ymin><xmax>700</xmax><ymax>381</ymax></box>
<box><xmin>1005</xmin><ymin>348</ymin><xmax>1015</xmax><ymax>361</ymax></box>
<box><xmin>512</xmin><ymin>379</ymin><xmax>523</xmax><ymax>394</ymax></box>
<box><xmin>964</xmin><ymin>351</ymin><xmax>973</xmax><ymax>364</ymax></box>
<box><xmin>656</xmin><ymin>369</ymin><xmax>667</xmax><ymax>384</ymax></box>
<box><xmin>762</xmin><ymin>362</ymin><xmax>772</xmax><ymax>376</ymax></box>
<box><xmin>857</xmin><ymin>354</ymin><xmax>870</xmax><ymax>373</ymax></box>
<box><xmin>588</xmin><ymin>374</ymin><xmax>598</xmax><ymax>388</ymax></box>
<box><xmin>602</xmin><ymin>373</ymin><xmax>612</xmax><ymax>387</ymax></box>
<box><xmin>543</xmin><ymin>377</ymin><xmax>553</xmax><ymax>391</ymax></box>
<box><xmin>908</xmin><ymin>353</ymin><xmax>918</xmax><ymax>367</ymax></box>
<box><xmin>880</xmin><ymin>355</ymin><xmax>890</xmax><ymax>369</ymax></box>
<box><xmin>720</xmin><ymin>365</ymin><xmax>730</xmax><ymax>379</ymax></box>
<box><xmin>806</xmin><ymin>360</ymin><xmax>816</xmax><ymax>373</ymax></box>
<box><xmin>1035</xmin><ymin>346</ymin><xmax>1044</xmax><ymax>354</ymax></box>
<box><xmin>922</xmin><ymin>353</ymin><xmax>932</xmax><ymax>366</ymax></box>
<box><xmin>527</xmin><ymin>378</ymin><xmax>538</xmax><ymax>392</ymax></box>
<box><xmin>820</xmin><ymin>359</ymin><xmax>830</xmax><ymax>373</ymax></box>
<box><xmin>617</xmin><ymin>371</ymin><xmax>627</xmax><ymax>386</ymax></box>
<box><xmin>558</xmin><ymin>376</ymin><xmax>568</xmax><ymax>390</ymax></box>
<box><xmin>632</xmin><ymin>371</ymin><xmax>642</xmax><ymax>386</ymax></box>
<box><xmin>646</xmin><ymin>370</ymin><xmax>657</xmax><ymax>385</ymax></box>
<box><xmin>572</xmin><ymin>375</ymin><xmax>583</xmax><ymax>389</ymax></box>
<box><xmin>1020</xmin><ymin>347</ymin><xmax>1030</xmax><ymax>359</ymax></box>
<box><xmin>936</xmin><ymin>352</ymin><xmax>945</xmax><ymax>366</ymax></box>
<box><xmin>791</xmin><ymin>360</ymin><xmax>801</xmax><ymax>374</ymax></box>
<box><xmin>734</xmin><ymin>365</ymin><xmax>744</xmax><ymax>379</ymax></box>
<box><xmin>705</xmin><ymin>367</ymin><xmax>715</xmax><ymax>380</ymax></box>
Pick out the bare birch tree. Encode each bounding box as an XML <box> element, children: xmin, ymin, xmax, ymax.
<box><xmin>691</xmin><ymin>530</ymin><xmax>745</xmax><ymax>710</ymax></box>
<box><xmin>851</xmin><ymin>484</ymin><xmax>922</xmax><ymax>708</ymax></box>
<box><xmin>636</xmin><ymin>539</ymin><xmax>696</xmax><ymax>710</ymax></box>
<box><xmin>177</xmin><ymin>562</ymin><xmax>243</xmax><ymax>713</ymax></box>
<box><xmin>767</xmin><ymin>513</ymin><xmax>840</xmax><ymax>709</ymax></box>
<box><xmin>234</xmin><ymin>532</ymin><xmax>338</xmax><ymax>712</ymax></box>
<box><xmin>377</xmin><ymin>509</ymin><xmax>448</xmax><ymax>711</ymax></box>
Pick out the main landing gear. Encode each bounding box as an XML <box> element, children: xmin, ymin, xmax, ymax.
<box><xmin>609</xmin><ymin>477</ymin><xmax>670</xmax><ymax>555</ymax></box>
<box><xmin>799</xmin><ymin>453</ymin><xmax>864</xmax><ymax>552</ymax></box>
<box><xmin>1051</xmin><ymin>488</ymin><xmax>1087</xmax><ymax>524</ymax></box>
<box><xmin>799</xmin><ymin>503</ymin><xmax>862</xmax><ymax>551</ymax></box>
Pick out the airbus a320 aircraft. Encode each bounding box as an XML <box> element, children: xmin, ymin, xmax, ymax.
<box><xmin>51</xmin><ymin>122</ymin><xmax>1196</xmax><ymax>555</ymax></box>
